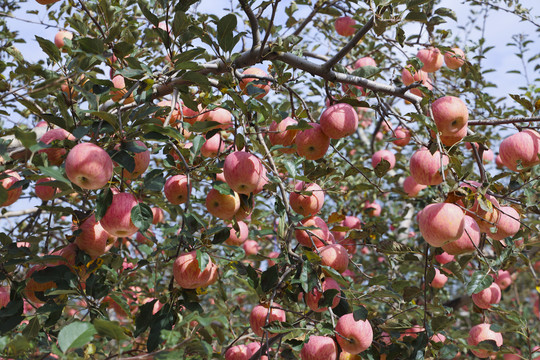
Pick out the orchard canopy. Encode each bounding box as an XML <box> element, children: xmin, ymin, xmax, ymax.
<box><xmin>0</xmin><ymin>0</ymin><xmax>539</xmax><ymax>359</ymax></box>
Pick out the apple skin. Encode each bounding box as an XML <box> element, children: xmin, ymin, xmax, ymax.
<box><xmin>239</xmin><ymin>67</ymin><xmax>271</xmax><ymax>99</ymax></box>
<box><xmin>401</xmin><ymin>65</ymin><xmax>432</xmax><ymax>97</ymax></box>
<box><xmin>36</xmin><ymin>0</ymin><xmax>60</xmax><ymax>4</ymax></box>
<box><xmin>319</xmin><ymin>244</ymin><xmax>349</xmax><ymax>273</ymax></box>
<box><xmin>431</xmin><ymin>333</ymin><xmax>446</xmax><ymax>343</ymax></box>
<box><xmin>201</xmin><ymin>133</ymin><xmax>226</xmax><ymax>158</ymax></box>
<box><xmin>467</xmin><ymin>323</ymin><xmax>503</xmax><ymax>358</ymax></box>
<box><xmin>243</xmin><ymin>239</ymin><xmax>261</xmax><ymax>255</ymax></box>
<box><xmin>417</xmin><ymin>48</ymin><xmax>444</xmax><ymax>73</ymax></box>
<box><xmin>409</xmin><ymin>148</ymin><xmax>449</xmax><ymax>186</ymax></box>
<box><xmin>39</xmin><ymin>128</ymin><xmax>76</xmax><ymax>166</ymax></box>
<box><xmin>206</xmin><ymin>108</ymin><xmax>233</xmax><ymax>131</ymax></box>
<box><xmin>173</xmin><ymin>251</ymin><xmax>218</xmax><ymax>289</ymax></box>
<box><xmin>353</xmin><ymin>57</ymin><xmax>376</xmax><ymax>69</ymax></box>
<box><xmin>65</xmin><ymin>143</ymin><xmax>113</xmax><ymax>190</ymax></box>
<box><xmin>534</xmin><ymin>297</ymin><xmax>539</xmax><ymax>319</ymax></box>
<box><xmin>492</xmin><ymin>270</ymin><xmax>512</xmax><ymax>290</ymax></box>
<box><xmin>371</xmin><ymin>150</ymin><xmax>396</xmax><ymax>170</ymax></box>
<box><xmin>441</xmin><ymin>215</ymin><xmax>481</xmax><ymax>255</ymax></box>
<box><xmin>54</xmin><ymin>30</ymin><xmax>73</xmax><ymax>49</ymax></box>
<box><xmin>289</xmin><ymin>181</ymin><xmax>325</xmax><ymax>217</ymax></box>
<box><xmin>431</xmin><ymin>96</ymin><xmax>469</xmax><ymax>136</ymax></box>
<box><xmin>111</xmin><ymin>75</ymin><xmax>134</xmax><ymax>104</ymax></box>
<box><xmin>295</xmin><ymin>123</ymin><xmax>330</xmax><ymax>160</ymax></box>
<box><xmin>332</xmin><ymin>215</ymin><xmax>361</xmax><ymax>243</ymax></box>
<box><xmin>295</xmin><ymin>216</ymin><xmax>331</xmax><ymax>248</ymax></box>
<box><xmin>392</xmin><ymin>126</ymin><xmax>411</xmax><ymax>147</ymax></box>
<box><xmin>472</xmin><ymin>282</ymin><xmax>501</xmax><ymax>309</ymax></box>
<box><xmin>249</xmin><ymin>304</ymin><xmax>286</xmax><ymax>338</ymax></box>
<box><xmin>25</xmin><ymin>265</ymin><xmax>57</xmax><ymax>304</ymax></box>
<box><xmin>335</xmin><ymin>16</ymin><xmax>356</xmax><ymax>36</ymax></box>
<box><xmin>430</xmin><ymin>268</ymin><xmax>448</xmax><ymax>288</ymax></box>
<box><xmin>268</xmin><ymin>117</ymin><xmax>298</xmax><ymax>154</ymax></box>
<box><xmin>246</xmin><ymin>342</ymin><xmax>268</xmax><ymax>360</ymax></box>
<box><xmin>417</xmin><ymin>203</ymin><xmax>465</xmax><ymax>247</ymax></box>
<box><xmin>225</xmin><ymin>345</ymin><xmax>252</xmax><ymax>360</ymax></box>
<box><xmin>100</xmin><ymin>192</ymin><xmax>140</xmax><ymax>237</ymax></box>
<box><xmin>151</xmin><ymin>207</ymin><xmax>165</xmax><ymax>224</ymax></box>
<box><xmin>437</xmin><ymin>125</ymin><xmax>468</xmax><ymax>146</ymax></box>
<box><xmin>0</xmin><ymin>170</ymin><xmax>22</xmax><ymax>207</ymax></box>
<box><xmin>205</xmin><ymin>188</ymin><xmax>240</xmax><ymax>220</ymax></box>
<box><xmin>223</xmin><ymin>151</ymin><xmax>264</xmax><ymax>195</ymax></box>
<box><xmin>335</xmin><ymin>313</ymin><xmax>373</xmax><ymax>354</ymax></box>
<box><xmin>35</xmin><ymin>177</ymin><xmax>60</xmax><ymax>201</ymax></box>
<box><xmin>434</xmin><ymin>252</ymin><xmax>454</xmax><ymax>265</ymax></box>
<box><xmin>444</xmin><ymin>47</ymin><xmax>466</xmax><ymax>69</ymax></box>
<box><xmin>320</xmin><ymin>103</ymin><xmax>359</xmax><ymax>139</ymax></box>
<box><xmin>0</xmin><ymin>286</ymin><xmax>9</xmax><ymax>309</ymax></box>
<box><xmin>300</xmin><ymin>336</ymin><xmax>338</xmax><ymax>360</ymax></box>
<box><xmin>305</xmin><ymin>277</ymin><xmax>341</xmax><ymax>312</ymax></box>
<box><xmin>74</xmin><ymin>214</ymin><xmax>111</xmax><ymax>258</ymax></box>
<box><xmin>402</xmin><ymin>176</ymin><xmax>426</xmax><ymax>197</ymax></box>
<box><xmin>488</xmin><ymin>206</ymin><xmax>520</xmax><ymax>241</ymax></box>
<box><xmin>120</xmin><ymin>140</ymin><xmax>150</xmax><ymax>179</ymax></box>
<box><xmin>364</xmin><ymin>201</ymin><xmax>381</xmax><ymax>217</ymax></box>
<box><xmin>225</xmin><ymin>221</ymin><xmax>249</xmax><ymax>246</ymax></box>
<box><xmin>499</xmin><ymin>129</ymin><xmax>540</xmax><ymax>171</ymax></box>
<box><xmin>164</xmin><ymin>175</ymin><xmax>190</xmax><ymax>205</ymax></box>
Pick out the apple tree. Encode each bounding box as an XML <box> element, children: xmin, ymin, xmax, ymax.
<box><xmin>0</xmin><ymin>0</ymin><xmax>539</xmax><ymax>359</ymax></box>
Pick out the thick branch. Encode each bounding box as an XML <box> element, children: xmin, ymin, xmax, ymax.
<box><xmin>239</xmin><ymin>0</ymin><xmax>261</xmax><ymax>50</ymax></box>
<box><xmin>468</xmin><ymin>116</ymin><xmax>540</xmax><ymax>126</ymax></box>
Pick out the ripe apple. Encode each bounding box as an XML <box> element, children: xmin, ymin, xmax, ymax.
<box><xmin>39</xmin><ymin>128</ymin><xmax>76</xmax><ymax>165</ymax></box>
<box><xmin>239</xmin><ymin>67</ymin><xmax>271</xmax><ymax>99</ymax></box>
<box><xmin>225</xmin><ymin>345</ymin><xmax>252</xmax><ymax>360</ymax></box>
<box><xmin>295</xmin><ymin>123</ymin><xmax>330</xmax><ymax>160</ymax></box>
<box><xmin>65</xmin><ymin>143</ymin><xmax>113</xmax><ymax>190</ymax></box>
<box><xmin>353</xmin><ymin>57</ymin><xmax>376</xmax><ymax>69</ymax></box>
<box><xmin>25</xmin><ymin>265</ymin><xmax>57</xmax><ymax>304</ymax></box>
<box><xmin>417</xmin><ymin>203</ymin><xmax>465</xmax><ymax>247</ymax></box>
<box><xmin>110</xmin><ymin>75</ymin><xmax>134</xmax><ymax>104</ymax></box>
<box><xmin>135</xmin><ymin>229</ymin><xmax>154</xmax><ymax>245</ymax></box>
<box><xmin>249</xmin><ymin>303</ymin><xmax>286</xmax><ymax>337</ymax></box>
<box><xmin>295</xmin><ymin>216</ymin><xmax>331</xmax><ymax>248</ymax></box>
<box><xmin>36</xmin><ymin>0</ymin><xmax>60</xmax><ymax>4</ymax></box>
<box><xmin>434</xmin><ymin>252</ymin><xmax>454</xmax><ymax>265</ymax></box>
<box><xmin>173</xmin><ymin>251</ymin><xmax>217</xmax><ymax>289</ymax></box>
<box><xmin>243</xmin><ymin>239</ymin><xmax>261</xmax><ymax>255</ymax></box>
<box><xmin>467</xmin><ymin>323</ymin><xmax>503</xmax><ymax>358</ymax></box>
<box><xmin>534</xmin><ymin>297</ymin><xmax>539</xmax><ymax>319</ymax></box>
<box><xmin>409</xmin><ymin>148</ymin><xmax>449</xmax><ymax>186</ymax></box>
<box><xmin>205</xmin><ymin>188</ymin><xmax>240</xmax><ymax>220</ymax></box>
<box><xmin>300</xmin><ymin>336</ymin><xmax>337</xmax><ymax>360</ymax></box>
<box><xmin>151</xmin><ymin>207</ymin><xmax>165</xmax><ymax>224</ymax></box>
<box><xmin>268</xmin><ymin>117</ymin><xmax>298</xmax><ymax>154</ymax></box>
<box><xmin>495</xmin><ymin>154</ymin><xmax>504</xmax><ymax>168</ymax></box>
<box><xmin>223</xmin><ymin>151</ymin><xmax>264</xmax><ymax>195</ymax></box>
<box><xmin>0</xmin><ymin>286</ymin><xmax>9</xmax><ymax>309</ymax></box>
<box><xmin>417</xmin><ymin>48</ymin><xmax>443</xmax><ymax>73</ymax></box>
<box><xmin>119</xmin><ymin>140</ymin><xmax>150</xmax><ymax>179</ymax></box>
<box><xmin>437</xmin><ymin>125</ymin><xmax>468</xmax><ymax>146</ymax></box>
<box><xmin>164</xmin><ymin>175</ymin><xmax>190</xmax><ymax>205</ymax></box>
<box><xmin>364</xmin><ymin>201</ymin><xmax>381</xmax><ymax>217</ymax></box>
<box><xmin>54</xmin><ymin>30</ymin><xmax>73</xmax><ymax>49</ymax></box>
<box><xmin>430</xmin><ymin>268</ymin><xmax>448</xmax><ymax>288</ymax></box>
<box><xmin>319</xmin><ymin>244</ymin><xmax>349</xmax><ymax>273</ymax></box>
<box><xmin>225</xmin><ymin>221</ymin><xmax>249</xmax><ymax>246</ymax></box>
<box><xmin>402</xmin><ymin>176</ymin><xmax>426</xmax><ymax>197</ymax></box>
<box><xmin>392</xmin><ymin>126</ymin><xmax>411</xmax><ymax>147</ymax></box>
<box><xmin>472</xmin><ymin>283</ymin><xmax>501</xmax><ymax>309</ymax></box>
<box><xmin>441</xmin><ymin>215</ymin><xmax>481</xmax><ymax>255</ymax></box>
<box><xmin>401</xmin><ymin>65</ymin><xmax>432</xmax><ymax>97</ymax></box>
<box><xmin>431</xmin><ymin>333</ymin><xmax>446</xmax><ymax>343</ymax></box>
<box><xmin>201</xmin><ymin>133</ymin><xmax>226</xmax><ymax>158</ymax></box>
<box><xmin>431</xmin><ymin>96</ymin><xmax>469</xmax><ymax>136</ymax></box>
<box><xmin>320</xmin><ymin>103</ymin><xmax>359</xmax><ymax>139</ymax></box>
<box><xmin>289</xmin><ymin>182</ymin><xmax>325</xmax><ymax>217</ymax></box>
<box><xmin>335</xmin><ymin>313</ymin><xmax>373</xmax><ymax>354</ymax></box>
<box><xmin>74</xmin><ymin>214</ymin><xmax>111</xmax><ymax>258</ymax></box>
<box><xmin>488</xmin><ymin>206</ymin><xmax>520</xmax><ymax>241</ymax></box>
<box><xmin>499</xmin><ymin>129</ymin><xmax>540</xmax><ymax>171</ymax></box>
<box><xmin>335</xmin><ymin>16</ymin><xmax>356</xmax><ymax>36</ymax></box>
<box><xmin>399</xmin><ymin>325</ymin><xmax>424</xmax><ymax>340</ymax></box>
<box><xmin>371</xmin><ymin>149</ymin><xmax>396</xmax><ymax>170</ymax></box>
<box><xmin>100</xmin><ymin>192</ymin><xmax>139</xmax><ymax>237</ymax></box>
<box><xmin>444</xmin><ymin>47</ymin><xmax>466</xmax><ymax>69</ymax></box>
<box><xmin>305</xmin><ymin>277</ymin><xmax>341</xmax><ymax>312</ymax></box>
<box><xmin>332</xmin><ymin>215</ymin><xmax>361</xmax><ymax>243</ymax></box>
<box><xmin>492</xmin><ymin>270</ymin><xmax>512</xmax><ymax>290</ymax></box>
<box><xmin>0</xmin><ymin>170</ymin><xmax>22</xmax><ymax>207</ymax></box>
<box><xmin>246</xmin><ymin>342</ymin><xmax>268</xmax><ymax>360</ymax></box>
<box><xmin>156</xmin><ymin>100</ymin><xmax>181</xmax><ymax>125</ymax></box>
<box><xmin>206</xmin><ymin>108</ymin><xmax>233</xmax><ymax>130</ymax></box>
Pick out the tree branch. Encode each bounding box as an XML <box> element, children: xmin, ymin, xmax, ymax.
<box><xmin>239</xmin><ymin>0</ymin><xmax>261</xmax><ymax>50</ymax></box>
<box><xmin>468</xmin><ymin>116</ymin><xmax>540</xmax><ymax>126</ymax></box>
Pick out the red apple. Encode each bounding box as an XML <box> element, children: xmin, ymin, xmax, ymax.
<box><xmin>201</xmin><ymin>133</ymin><xmax>226</xmax><ymax>158</ymax></box>
<box><xmin>467</xmin><ymin>323</ymin><xmax>503</xmax><ymax>358</ymax></box>
<box><xmin>417</xmin><ymin>203</ymin><xmax>465</xmax><ymax>247</ymax></box>
<box><xmin>243</xmin><ymin>239</ymin><xmax>260</xmax><ymax>255</ymax></box>
<box><xmin>488</xmin><ymin>206</ymin><xmax>520</xmax><ymax>241</ymax></box>
<box><xmin>225</xmin><ymin>221</ymin><xmax>249</xmax><ymax>246</ymax></box>
<box><xmin>472</xmin><ymin>282</ymin><xmax>501</xmax><ymax>309</ymax></box>
<box><xmin>225</xmin><ymin>345</ymin><xmax>252</xmax><ymax>360</ymax></box>
<box><xmin>268</xmin><ymin>117</ymin><xmax>298</xmax><ymax>154</ymax></box>
<box><xmin>295</xmin><ymin>216</ymin><xmax>331</xmax><ymax>248</ymax></box>
<box><xmin>437</xmin><ymin>125</ymin><xmax>468</xmax><ymax>146</ymax></box>
<box><xmin>0</xmin><ymin>286</ymin><xmax>9</xmax><ymax>309</ymax></box>
<box><xmin>417</xmin><ymin>48</ymin><xmax>443</xmax><ymax>73</ymax></box>
<box><xmin>246</xmin><ymin>342</ymin><xmax>268</xmax><ymax>360</ymax></box>
<box><xmin>335</xmin><ymin>313</ymin><xmax>373</xmax><ymax>354</ymax></box>
<box><xmin>223</xmin><ymin>151</ymin><xmax>264</xmax><ymax>195</ymax></box>
<box><xmin>305</xmin><ymin>277</ymin><xmax>341</xmax><ymax>312</ymax></box>
<box><xmin>35</xmin><ymin>177</ymin><xmax>60</xmax><ymax>201</ymax></box>
<box><xmin>111</xmin><ymin>75</ymin><xmax>134</xmax><ymax>104</ymax></box>
<box><xmin>441</xmin><ymin>215</ymin><xmax>480</xmax><ymax>255</ymax></box>
<box><xmin>0</xmin><ymin>170</ymin><xmax>22</xmax><ymax>207</ymax></box>
<box><xmin>205</xmin><ymin>188</ymin><xmax>240</xmax><ymax>220</ymax></box>
<box><xmin>239</xmin><ymin>67</ymin><xmax>271</xmax><ymax>99</ymax></box>
<box><xmin>289</xmin><ymin>182</ymin><xmax>325</xmax><ymax>217</ymax></box>
<box><xmin>371</xmin><ymin>150</ymin><xmax>396</xmax><ymax>170</ymax></box>
<box><xmin>353</xmin><ymin>57</ymin><xmax>376</xmax><ymax>69</ymax></box>
<box><xmin>151</xmin><ymin>207</ymin><xmax>165</xmax><ymax>224</ymax></box>
<box><xmin>65</xmin><ymin>143</ymin><xmax>113</xmax><ymax>190</ymax></box>
<box><xmin>320</xmin><ymin>103</ymin><xmax>359</xmax><ymax>139</ymax></box>
<box><xmin>164</xmin><ymin>175</ymin><xmax>190</xmax><ymax>205</ymax></box>
<box><xmin>402</xmin><ymin>176</ymin><xmax>426</xmax><ymax>197</ymax></box>
<box><xmin>335</xmin><ymin>16</ymin><xmax>356</xmax><ymax>36</ymax></box>
<box><xmin>431</xmin><ymin>96</ymin><xmax>469</xmax><ymax>136</ymax></box>
<box><xmin>74</xmin><ymin>214</ymin><xmax>111</xmax><ymax>258</ymax></box>
<box><xmin>495</xmin><ymin>154</ymin><xmax>504</xmax><ymax>168</ymax></box>
<box><xmin>25</xmin><ymin>265</ymin><xmax>56</xmax><ymax>304</ymax></box>
<box><xmin>434</xmin><ymin>252</ymin><xmax>454</xmax><ymax>265</ymax></box>
<box><xmin>431</xmin><ymin>333</ymin><xmax>446</xmax><ymax>343</ymax></box>
<box><xmin>430</xmin><ymin>268</ymin><xmax>448</xmax><ymax>288</ymax></box>
<box><xmin>249</xmin><ymin>303</ymin><xmax>286</xmax><ymax>337</ymax></box>
<box><xmin>301</xmin><ymin>336</ymin><xmax>337</xmax><ymax>360</ymax></box>
<box><xmin>364</xmin><ymin>201</ymin><xmax>381</xmax><ymax>217</ymax></box>
<box><xmin>100</xmin><ymin>192</ymin><xmax>139</xmax><ymax>237</ymax></box>
<box><xmin>295</xmin><ymin>123</ymin><xmax>330</xmax><ymax>160</ymax></box>
<box><xmin>409</xmin><ymin>148</ymin><xmax>449</xmax><ymax>186</ymax></box>
<box><xmin>173</xmin><ymin>251</ymin><xmax>218</xmax><ymax>289</ymax></box>
<box><xmin>39</xmin><ymin>128</ymin><xmax>76</xmax><ymax>165</ymax></box>
<box><xmin>119</xmin><ymin>140</ymin><xmax>150</xmax><ymax>179</ymax></box>
<box><xmin>444</xmin><ymin>47</ymin><xmax>466</xmax><ymax>69</ymax></box>
<box><xmin>54</xmin><ymin>30</ymin><xmax>73</xmax><ymax>49</ymax></box>
<box><xmin>492</xmin><ymin>270</ymin><xmax>512</xmax><ymax>290</ymax></box>
<box><xmin>401</xmin><ymin>65</ymin><xmax>432</xmax><ymax>97</ymax></box>
<box><xmin>206</xmin><ymin>108</ymin><xmax>233</xmax><ymax>130</ymax></box>
<box><xmin>392</xmin><ymin>126</ymin><xmax>411</xmax><ymax>147</ymax></box>
<box><xmin>499</xmin><ymin>129</ymin><xmax>540</xmax><ymax>171</ymax></box>
<box><xmin>319</xmin><ymin>244</ymin><xmax>349</xmax><ymax>273</ymax></box>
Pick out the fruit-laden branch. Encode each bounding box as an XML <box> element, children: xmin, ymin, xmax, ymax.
<box><xmin>468</xmin><ymin>116</ymin><xmax>540</xmax><ymax>126</ymax></box>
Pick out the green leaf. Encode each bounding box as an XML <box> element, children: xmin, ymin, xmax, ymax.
<box><xmin>143</xmin><ymin>169</ymin><xmax>165</xmax><ymax>192</ymax></box>
<box><xmin>14</xmin><ymin>128</ymin><xmax>37</xmax><ymax>149</ymax></box>
<box><xmin>35</xmin><ymin>36</ymin><xmax>60</xmax><ymax>62</ymax></box>
<box><xmin>434</xmin><ymin>7</ymin><xmax>457</xmax><ymax>21</ymax></box>
<box><xmin>212</xmin><ymin>227</ymin><xmax>230</xmax><ymax>244</ymax></box>
<box><xmin>58</xmin><ymin>321</ymin><xmax>96</xmax><ymax>353</ymax></box>
<box><xmin>196</xmin><ymin>250</ymin><xmax>210</xmax><ymax>272</ymax></box>
<box><xmin>261</xmin><ymin>265</ymin><xmax>279</xmax><ymax>293</ymax></box>
<box><xmin>134</xmin><ymin>299</ymin><xmax>156</xmax><ymax>337</ymax></box>
<box><xmin>466</xmin><ymin>271</ymin><xmax>494</xmax><ymax>296</ymax></box>
<box><xmin>93</xmin><ymin>319</ymin><xmax>127</xmax><ymax>340</ymax></box>
<box><xmin>78</xmin><ymin>37</ymin><xmax>105</xmax><ymax>54</ymax></box>
<box><xmin>95</xmin><ymin>188</ymin><xmax>113</xmax><ymax>222</ymax></box>
<box><xmin>138</xmin><ymin>1</ymin><xmax>159</xmax><ymax>26</ymax></box>
<box><xmin>374</xmin><ymin>159</ymin><xmax>391</xmax><ymax>177</ymax></box>
<box><xmin>131</xmin><ymin>203</ymin><xmax>153</xmax><ymax>232</ymax></box>
<box><xmin>112</xmin><ymin>150</ymin><xmax>135</xmax><ymax>173</ymax></box>
<box><xmin>405</xmin><ymin>11</ymin><xmax>428</xmax><ymax>23</ymax></box>
<box><xmin>217</xmin><ymin>14</ymin><xmax>237</xmax><ymax>52</ymax></box>
<box><xmin>353</xmin><ymin>305</ymin><xmax>368</xmax><ymax>321</ymax></box>
<box><xmin>38</xmin><ymin>166</ymin><xmax>71</xmax><ymax>184</ymax></box>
